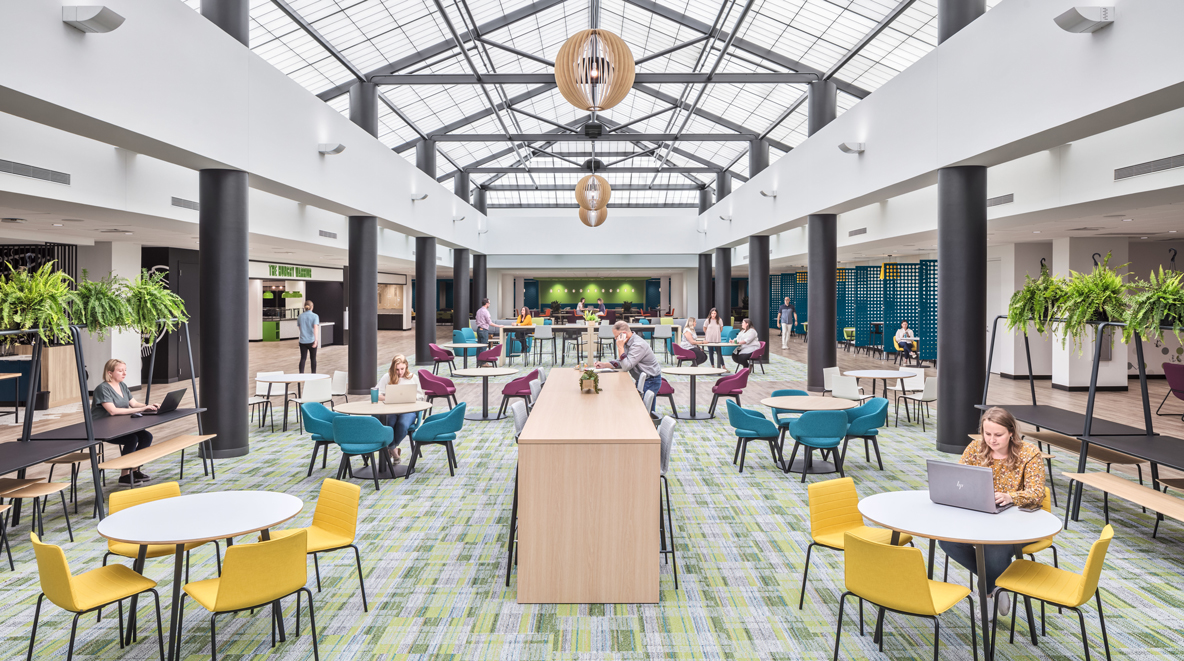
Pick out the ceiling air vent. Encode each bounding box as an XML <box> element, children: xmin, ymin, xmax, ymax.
<box><xmin>0</xmin><ymin>158</ymin><xmax>70</xmax><ymax>185</ymax></box>
<box><xmin>848</xmin><ymin>227</ymin><xmax>867</xmax><ymax>237</ymax></box>
<box><xmin>319</xmin><ymin>230</ymin><xmax>337</xmax><ymax>239</ymax></box>
<box><xmin>171</xmin><ymin>197</ymin><xmax>199</xmax><ymax>211</ymax></box>
<box><xmin>986</xmin><ymin>193</ymin><xmax>1014</xmax><ymax>207</ymax></box>
<box><xmin>1115</xmin><ymin>153</ymin><xmax>1184</xmax><ymax>181</ymax></box>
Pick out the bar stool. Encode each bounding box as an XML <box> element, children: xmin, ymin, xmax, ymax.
<box><xmin>596</xmin><ymin>324</ymin><xmax>615</xmax><ymax>361</ymax></box>
<box><xmin>533</xmin><ymin>325</ymin><xmax>557</xmax><ymax>364</ymax></box>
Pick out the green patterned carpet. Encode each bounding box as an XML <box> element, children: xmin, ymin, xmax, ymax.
<box><xmin>1</xmin><ymin>352</ymin><xmax>1182</xmax><ymax>660</ymax></box>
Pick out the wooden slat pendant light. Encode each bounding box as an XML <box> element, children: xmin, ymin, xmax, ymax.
<box><xmin>579</xmin><ymin>207</ymin><xmax>608</xmax><ymax>227</ymax></box>
<box><xmin>574</xmin><ymin>174</ymin><xmax>611</xmax><ymax>210</ymax></box>
<box><xmin>555</xmin><ymin>29</ymin><xmax>635</xmax><ymax>112</ymax></box>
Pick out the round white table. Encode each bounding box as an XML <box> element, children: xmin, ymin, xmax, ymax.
<box><xmin>844</xmin><ymin>369</ymin><xmax>913</xmax><ymax>399</ymax></box>
<box><xmin>453</xmin><ymin>367</ymin><xmax>519</xmax><ymax>421</ymax></box>
<box><xmin>441</xmin><ymin>342</ymin><xmax>487</xmax><ymax>369</ymax></box>
<box><xmin>97</xmin><ymin>491</ymin><xmax>304</xmax><ymax>660</ymax></box>
<box><xmin>759</xmin><ymin>396</ymin><xmax>857</xmax><ymax>475</ymax></box>
<box><xmin>858</xmin><ymin>490</ymin><xmax>1062</xmax><ymax>659</ymax></box>
<box><xmin>334</xmin><ymin>400</ymin><xmax>434</xmax><ymax>479</ymax></box>
<box><xmin>256</xmin><ymin>373</ymin><xmax>330</xmax><ymax>431</ymax></box>
<box><xmin>663</xmin><ymin>366</ymin><xmax>727</xmax><ymax>420</ymax></box>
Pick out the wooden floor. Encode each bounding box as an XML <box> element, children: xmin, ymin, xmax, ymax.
<box><xmin>4</xmin><ymin>325</ymin><xmax>1182</xmax><ymax>481</ymax></box>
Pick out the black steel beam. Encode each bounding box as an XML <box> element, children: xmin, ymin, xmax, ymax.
<box><xmin>485</xmin><ymin>183</ymin><xmax>702</xmax><ymax>190</ymax></box>
<box><xmin>414</xmin><ymin>237</ymin><xmax>437</xmax><ymax>366</ymax></box>
<box><xmin>433</xmin><ymin>133</ymin><xmax>757</xmax><ymax>142</ymax></box>
<box><xmin>371</xmin><ymin>72</ymin><xmax>818</xmax><ymax>85</ymax></box>
<box><xmin>393</xmin><ymin>84</ymin><xmax>557</xmax><ymax>153</ymax></box>
<box><xmin>632</xmin><ymin>84</ymin><xmax>793</xmax><ymax>153</ymax></box>
<box><xmin>466</xmin><ymin>166</ymin><xmax>719</xmax><ymax>173</ymax></box>
<box><xmin>749</xmin><ymin>235</ymin><xmax>770</xmax><ymax>361</ymax></box>
<box><xmin>698</xmin><ymin>253</ymin><xmax>713</xmax><ymax>317</ymax></box>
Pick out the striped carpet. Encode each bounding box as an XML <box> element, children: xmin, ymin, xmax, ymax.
<box><xmin>0</xmin><ymin>352</ymin><xmax>1181</xmax><ymax>660</ymax></box>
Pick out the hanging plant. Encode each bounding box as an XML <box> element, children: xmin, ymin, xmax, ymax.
<box><xmin>0</xmin><ymin>261</ymin><xmax>78</xmax><ymax>345</ymax></box>
<box><xmin>1006</xmin><ymin>264</ymin><xmax>1065</xmax><ymax>336</ymax></box>
<box><xmin>73</xmin><ymin>270</ymin><xmax>132</xmax><ymax>341</ymax></box>
<box><xmin>1122</xmin><ymin>266</ymin><xmax>1184</xmax><ymax>345</ymax></box>
<box><xmin>1055</xmin><ymin>253</ymin><xmax>1130</xmax><ymax>352</ymax></box>
<box><xmin>124</xmin><ymin>269</ymin><xmax>188</xmax><ymax>336</ymax></box>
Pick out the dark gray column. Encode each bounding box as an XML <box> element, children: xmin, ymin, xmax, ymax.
<box><xmin>749</xmin><ymin>236</ymin><xmax>770</xmax><ymax>361</ymax></box>
<box><xmin>472</xmin><ymin>253</ymin><xmax>487</xmax><ymax>315</ymax></box>
<box><xmin>936</xmin><ymin>166</ymin><xmax>988</xmax><ymax>453</ymax></box>
<box><xmin>453</xmin><ymin>248</ymin><xmax>470</xmax><ymax>331</ymax></box>
<box><xmin>416</xmin><ymin>139</ymin><xmax>437</xmax><ymax>177</ymax></box>
<box><xmin>749</xmin><ymin>139</ymin><xmax>770</xmax><ymax>176</ymax></box>
<box><xmin>454</xmin><ymin>171</ymin><xmax>470</xmax><ymax>202</ymax></box>
<box><xmin>939</xmin><ymin>0</ymin><xmax>986</xmax><ymax>43</ymax></box>
<box><xmin>715</xmin><ymin>172</ymin><xmax>731</xmax><ymax>201</ymax></box>
<box><xmin>698</xmin><ymin>187</ymin><xmax>713</xmax><ymax>215</ymax></box>
<box><xmin>472</xmin><ymin>186</ymin><xmax>488</xmax><ymax>214</ymax></box>
<box><xmin>415</xmin><ymin>237</ymin><xmax>437</xmax><ymax>365</ymax></box>
<box><xmin>349</xmin><ymin>82</ymin><xmax>378</xmax><ymax>136</ymax></box>
<box><xmin>347</xmin><ymin>216</ymin><xmax>378</xmax><ymax>394</ymax></box>
<box><xmin>698</xmin><ymin>253</ymin><xmax>713</xmax><ymax>317</ymax></box>
<box><xmin>806</xmin><ymin>78</ymin><xmax>838</xmax><ymax>392</ymax></box>
<box><xmin>714</xmin><ymin>247</ymin><xmax>731</xmax><ymax>322</ymax></box>
<box><xmin>198</xmin><ymin>170</ymin><xmax>249</xmax><ymax>457</ymax></box>
<box><xmin>201</xmin><ymin>0</ymin><xmax>248</xmax><ymax>46</ymax></box>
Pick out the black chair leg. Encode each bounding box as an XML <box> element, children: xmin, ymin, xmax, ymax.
<box><xmin>799</xmin><ymin>543</ymin><xmax>815</xmax><ymax>609</ymax></box>
<box><xmin>369</xmin><ymin>453</ymin><xmax>381</xmax><ymax>491</ymax></box>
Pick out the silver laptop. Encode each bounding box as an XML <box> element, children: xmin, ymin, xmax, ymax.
<box><xmin>927</xmin><ymin>460</ymin><xmax>1014</xmax><ymax>514</ymax></box>
<box><xmin>385</xmin><ymin>383</ymin><xmax>417</xmax><ymax>404</ymax></box>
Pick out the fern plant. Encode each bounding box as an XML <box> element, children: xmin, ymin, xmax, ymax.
<box><xmin>124</xmin><ymin>269</ymin><xmax>188</xmax><ymax>336</ymax></box>
<box><xmin>1122</xmin><ymin>266</ymin><xmax>1184</xmax><ymax>345</ymax></box>
<box><xmin>73</xmin><ymin>270</ymin><xmax>132</xmax><ymax>341</ymax></box>
<box><xmin>1006</xmin><ymin>264</ymin><xmax>1065</xmax><ymax>336</ymax></box>
<box><xmin>0</xmin><ymin>261</ymin><xmax>78</xmax><ymax>345</ymax></box>
<box><xmin>1055</xmin><ymin>253</ymin><xmax>1130</xmax><ymax>351</ymax></box>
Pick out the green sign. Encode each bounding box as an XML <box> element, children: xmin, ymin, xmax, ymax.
<box><xmin>268</xmin><ymin>264</ymin><xmax>313</xmax><ymax>278</ymax></box>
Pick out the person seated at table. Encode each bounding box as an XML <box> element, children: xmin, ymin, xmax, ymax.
<box><xmin>895</xmin><ymin>320</ymin><xmax>917</xmax><ymax>362</ymax></box>
<box><xmin>596</xmin><ymin>298</ymin><xmax>607</xmax><ymax>318</ymax></box>
<box><xmin>516</xmin><ymin>306</ymin><xmax>532</xmax><ymax>326</ymax></box>
<box><xmin>595</xmin><ymin>321</ymin><xmax>662</xmax><ymax>415</ymax></box>
<box><xmin>940</xmin><ymin>406</ymin><xmax>1046</xmax><ymax>619</ymax></box>
<box><xmin>374</xmin><ymin>354</ymin><xmax>425</xmax><ymax>463</ymax></box>
<box><xmin>731</xmin><ymin>318</ymin><xmax>761</xmax><ymax>369</ymax></box>
<box><xmin>576</xmin><ymin>297</ymin><xmax>586</xmax><ymax>314</ymax></box>
<box><xmin>704</xmin><ymin>307</ymin><xmax>725</xmax><ymax>368</ymax></box>
<box><xmin>91</xmin><ymin>359</ymin><xmax>158</xmax><ymax>485</ymax></box>
<box><xmin>679</xmin><ymin>316</ymin><xmax>708</xmax><ymax>367</ymax></box>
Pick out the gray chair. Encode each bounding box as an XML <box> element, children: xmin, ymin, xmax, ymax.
<box><xmin>643</xmin><ymin>390</ymin><xmax>656</xmax><ymax>417</ymax></box>
<box><xmin>506</xmin><ymin>400</ymin><xmax>528</xmax><ymax>587</ymax></box>
<box><xmin>533</xmin><ymin>325</ymin><xmax>557</xmax><ymax>364</ymax></box>
<box><xmin>528</xmin><ymin>379</ymin><xmax>541</xmax><ymax>412</ymax></box>
<box><xmin>658</xmin><ymin>416</ymin><xmax>679</xmax><ymax>589</ymax></box>
<box><xmin>538</xmin><ymin>368</ymin><xmax>547</xmax><ymax>385</ymax></box>
<box><xmin>652</xmin><ymin>325</ymin><xmax>674</xmax><ymax>362</ymax></box>
<box><xmin>596</xmin><ymin>323</ymin><xmax>615</xmax><ymax>360</ymax></box>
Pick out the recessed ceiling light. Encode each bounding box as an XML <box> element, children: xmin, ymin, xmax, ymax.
<box><xmin>1122</xmin><ymin>218</ymin><xmax>1134</xmax><ymax>222</ymax></box>
<box><xmin>123</xmin><ymin>232</ymin><xmax>133</xmax><ymax>235</ymax></box>
<box><xmin>1032</xmin><ymin>231</ymin><xmax>1041</xmax><ymax>234</ymax></box>
<box><xmin>1171</xmin><ymin>230</ymin><xmax>1178</xmax><ymax>234</ymax></box>
<box><xmin>1141</xmin><ymin>236</ymin><xmax>1148</xmax><ymax>239</ymax></box>
<box><xmin>52</xmin><ymin>223</ymin><xmax>64</xmax><ymax>227</ymax></box>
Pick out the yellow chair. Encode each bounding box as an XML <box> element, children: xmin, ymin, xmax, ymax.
<box><xmin>992</xmin><ymin>525</ymin><xmax>1114</xmax><ymax>661</ymax></box>
<box><xmin>802</xmin><ymin>477</ymin><xmax>913</xmax><ymax>609</ymax></box>
<box><xmin>834</xmin><ymin>531</ymin><xmax>978</xmax><ymax>661</ymax></box>
<box><xmin>104</xmin><ymin>482</ymin><xmax>221</xmax><ymax>583</ymax></box>
<box><xmin>27</xmin><ymin>533</ymin><xmax>164</xmax><ymax>660</ymax></box>
<box><xmin>179</xmin><ymin>530</ymin><xmax>319</xmax><ymax>660</ymax></box>
<box><xmin>269</xmin><ymin>478</ymin><xmax>368</xmax><ymax>611</ymax></box>
<box><xmin>893</xmin><ymin>337</ymin><xmax>920</xmax><ymax>365</ymax></box>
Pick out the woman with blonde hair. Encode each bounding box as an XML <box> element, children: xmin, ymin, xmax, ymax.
<box><xmin>91</xmin><ymin>358</ymin><xmax>158</xmax><ymax>484</ymax></box>
<box><xmin>939</xmin><ymin>406</ymin><xmax>1046</xmax><ymax>618</ymax></box>
<box><xmin>678</xmin><ymin>316</ymin><xmax>708</xmax><ymax>366</ymax></box>
<box><xmin>374</xmin><ymin>354</ymin><xmax>425</xmax><ymax>461</ymax></box>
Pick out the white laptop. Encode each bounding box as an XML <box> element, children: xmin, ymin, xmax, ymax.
<box><xmin>385</xmin><ymin>383</ymin><xmax>418</xmax><ymax>404</ymax></box>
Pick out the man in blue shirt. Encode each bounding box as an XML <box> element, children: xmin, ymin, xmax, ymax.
<box><xmin>298</xmin><ymin>300</ymin><xmax>320</xmax><ymax>373</ymax></box>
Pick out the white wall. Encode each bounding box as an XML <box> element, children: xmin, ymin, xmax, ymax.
<box><xmin>1052</xmin><ymin>238</ymin><xmax>1129</xmax><ymax>389</ymax></box>
<box><xmin>988</xmin><ymin>243</ymin><xmax>1054</xmax><ymax>379</ymax></box>
<box><xmin>76</xmin><ymin>242</ymin><xmax>142</xmax><ymax>390</ymax></box>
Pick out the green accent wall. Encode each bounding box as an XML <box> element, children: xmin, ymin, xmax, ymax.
<box><xmin>538</xmin><ymin>278</ymin><xmax>647</xmax><ymax>306</ymax></box>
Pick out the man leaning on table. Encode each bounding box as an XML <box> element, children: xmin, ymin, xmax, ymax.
<box><xmin>475</xmin><ymin>298</ymin><xmax>503</xmax><ymax>346</ymax></box>
<box><xmin>595</xmin><ymin>320</ymin><xmax>662</xmax><ymax>416</ymax></box>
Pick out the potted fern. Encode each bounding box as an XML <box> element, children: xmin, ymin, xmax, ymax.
<box><xmin>1055</xmin><ymin>253</ymin><xmax>1130</xmax><ymax>351</ymax></box>
<box><xmin>0</xmin><ymin>261</ymin><xmax>78</xmax><ymax>345</ymax></box>
<box><xmin>125</xmin><ymin>269</ymin><xmax>188</xmax><ymax>337</ymax></box>
<box><xmin>1122</xmin><ymin>266</ymin><xmax>1184</xmax><ymax>345</ymax></box>
<box><xmin>1006</xmin><ymin>264</ymin><xmax>1065</xmax><ymax>336</ymax></box>
<box><xmin>579</xmin><ymin>368</ymin><xmax>601</xmax><ymax>393</ymax></box>
<box><xmin>73</xmin><ymin>270</ymin><xmax>132</xmax><ymax>341</ymax></box>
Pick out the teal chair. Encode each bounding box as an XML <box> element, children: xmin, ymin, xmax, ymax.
<box><xmin>543</xmin><ymin>318</ymin><xmax>553</xmax><ymax>325</ymax></box>
<box><xmin>301</xmin><ymin>402</ymin><xmax>345</xmax><ymax>478</ymax></box>
<box><xmin>842</xmin><ymin>398</ymin><xmax>888</xmax><ymax>471</ymax></box>
<box><xmin>332</xmin><ymin>415</ymin><xmax>396</xmax><ymax>491</ymax></box>
<box><xmin>452</xmin><ymin>329</ymin><xmax>479</xmax><ymax>358</ymax></box>
<box><xmin>407</xmin><ymin>403</ymin><xmax>467</xmax><ymax>478</ymax></box>
<box><xmin>769</xmin><ymin>389</ymin><xmax>809</xmax><ymax>427</ymax></box>
<box><xmin>785</xmin><ymin>411</ymin><xmax>849</xmax><ymax>483</ymax></box>
<box><xmin>720</xmin><ymin>327</ymin><xmax>739</xmax><ymax>356</ymax></box>
<box><xmin>724</xmin><ymin>400</ymin><xmax>782</xmax><ymax>473</ymax></box>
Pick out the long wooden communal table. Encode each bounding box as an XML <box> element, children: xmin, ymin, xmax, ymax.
<box><xmin>516</xmin><ymin>368</ymin><xmax>661</xmax><ymax>603</ymax></box>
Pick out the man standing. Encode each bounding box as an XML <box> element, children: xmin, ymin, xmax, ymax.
<box><xmin>474</xmin><ymin>298</ymin><xmax>501</xmax><ymax>346</ymax></box>
<box><xmin>596</xmin><ymin>320</ymin><xmax>662</xmax><ymax>414</ymax></box>
<box><xmin>297</xmin><ymin>300</ymin><xmax>319</xmax><ymax>373</ymax></box>
<box><xmin>778</xmin><ymin>296</ymin><xmax>797</xmax><ymax>349</ymax></box>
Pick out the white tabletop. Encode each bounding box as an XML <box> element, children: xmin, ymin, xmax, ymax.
<box><xmin>858</xmin><ymin>490</ymin><xmax>1062</xmax><ymax>545</ymax></box>
<box><xmin>760</xmin><ymin>396</ymin><xmax>856</xmax><ymax>411</ymax></box>
<box><xmin>256</xmin><ymin>373</ymin><xmax>329</xmax><ymax>383</ymax></box>
<box><xmin>664</xmin><ymin>366</ymin><xmax>728</xmax><ymax>377</ymax></box>
<box><xmin>454</xmin><ymin>367</ymin><xmax>519</xmax><ymax>378</ymax></box>
<box><xmin>335</xmin><ymin>400</ymin><xmax>433</xmax><ymax>416</ymax></box>
<box><xmin>97</xmin><ymin>491</ymin><xmax>303</xmax><ymax>545</ymax></box>
<box><xmin>845</xmin><ymin>370</ymin><xmax>914</xmax><ymax>379</ymax></box>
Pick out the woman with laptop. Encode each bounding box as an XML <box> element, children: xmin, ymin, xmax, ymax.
<box><xmin>91</xmin><ymin>358</ymin><xmax>157</xmax><ymax>484</ymax></box>
<box><xmin>940</xmin><ymin>407</ymin><xmax>1046</xmax><ymax>618</ymax></box>
<box><xmin>375</xmin><ymin>354</ymin><xmax>425</xmax><ymax>462</ymax></box>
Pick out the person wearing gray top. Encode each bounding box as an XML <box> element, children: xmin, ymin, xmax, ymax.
<box><xmin>297</xmin><ymin>300</ymin><xmax>320</xmax><ymax>373</ymax></box>
<box><xmin>596</xmin><ymin>320</ymin><xmax>662</xmax><ymax>413</ymax></box>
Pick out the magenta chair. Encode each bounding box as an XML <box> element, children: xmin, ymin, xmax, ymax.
<box><xmin>709</xmin><ymin>368</ymin><xmax>750</xmax><ymax>417</ymax></box>
<box><xmin>498</xmin><ymin>369</ymin><xmax>538</xmax><ymax>419</ymax></box>
<box><xmin>658</xmin><ymin>378</ymin><xmax>679</xmax><ymax>419</ymax></box>
<box><xmin>672</xmin><ymin>343</ymin><xmax>698</xmax><ymax>367</ymax></box>
<box><xmin>418</xmin><ymin>369</ymin><xmax>458</xmax><ymax>410</ymax></box>
<box><xmin>1158</xmin><ymin>363</ymin><xmax>1184</xmax><ymax>421</ymax></box>
<box><xmin>736</xmin><ymin>341</ymin><xmax>767</xmax><ymax>375</ymax></box>
<box><xmin>476</xmin><ymin>344</ymin><xmax>502</xmax><ymax>367</ymax></box>
<box><xmin>428</xmin><ymin>343</ymin><xmax>456</xmax><ymax>376</ymax></box>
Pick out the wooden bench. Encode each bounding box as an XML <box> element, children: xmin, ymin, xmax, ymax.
<box><xmin>1063</xmin><ymin>471</ymin><xmax>1184</xmax><ymax>538</ymax></box>
<box><xmin>99</xmin><ymin>434</ymin><xmax>216</xmax><ymax>488</ymax></box>
<box><xmin>1021</xmin><ymin>429</ymin><xmax>1151</xmax><ymax>510</ymax></box>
